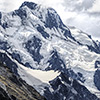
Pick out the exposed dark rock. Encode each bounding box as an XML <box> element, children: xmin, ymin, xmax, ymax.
<box><xmin>46</xmin><ymin>50</ymin><xmax>66</xmax><ymax>71</ymax></box>
<box><xmin>45</xmin><ymin>8</ymin><xmax>63</xmax><ymax>29</ymax></box>
<box><xmin>94</xmin><ymin>69</ymin><xmax>100</xmax><ymax>90</ymax></box>
<box><xmin>0</xmin><ymin>40</ymin><xmax>10</xmax><ymax>51</ymax></box>
<box><xmin>65</xmin><ymin>69</ymin><xmax>85</xmax><ymax>83</ymax></box>
<box><xmin>20</xmin><ymin>1</ymin><xmax>37</xmax><ymax>10</ymax></box>
<box><xmin>25</xmin><ymin>36</ymin><xmax>43</xmax><ymax>63</ymax></box>
<box><xmin>0</xmin><ymin>12</ymin><xmax>2</xmax><ymax>19</ymax></box>
<box><xmin>87</xmin><ymin>41</ymin><xmax>100</xmax><ymax>54</ymax></box>
<box><xmin>2</xmin><ymin>22</ymin><xmax>9</xmax><ymax>29</ymax></box>
<box><xmin>14</xmin><ymin>8</ymin><xmax>27</xmax><ymax>20</ymax></box>
<box><xmin>77</xmin><ymin>72</ymin><xmax>83</xmax><ymax>77</ymax></box>
<box><xmin>0</xmin><ymin>52</ymin><xmax>18</xmax><ymax>75</ymax></box>
<box><xmin>37</xmin><ymin>25</ymin><xmax>49</xmax><ymax>39</ymax></box>
<box><xmin>44</xmin><ymin>72</ymin><xmax>99</xmax><ymax>100</ymax></box>
<box><xmin>11</xmin><ymin>52</ymin><xmax>22</xmax><ymax>63</ymax></box>
<box><xmin>0</xmin><ymin>87</ymin><xmax>12</xmax><ymax>100</ymax></box>
<box><xmin>95</xmin><ymin>61</ymin><xmax>100</xmax><ymax>68</ymax></box>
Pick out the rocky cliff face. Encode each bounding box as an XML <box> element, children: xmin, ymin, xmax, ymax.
<box><xmin>44</xmin><ymin>72</ymin><xmax>99</xmax><ymax>100</ymax></box>
<box><xmin>0</xmin><ymin>62</ymin><xmax>46</xmax><ymax>100</ymax></box>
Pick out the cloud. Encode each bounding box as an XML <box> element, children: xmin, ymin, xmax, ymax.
<box><xmin>60</xmin><ymin>0</ymin><xmax>100</xmax><ymax>40</ymax></box>
<box><xmin>88</xmin><ymin>0</ymin><xmax>100</xmax><ymax>13</ymax></box>
<box><xmin>0</xmin><ymin>0</ymin><xmax>63</xmax><ymax>12</ymax></box>
<box><xmin>65</xmin><ymin>12</ymin><xmax>100</xmax><ymax>40</ymax></box>
<box><xmin>62</xmin><ymin>0</ymin><xmax>94</xmax><ymax>12</ymax></box>
<box><xmin>0</xmin><ymin>0</ymin><xmax>22</xmax><ymax>12</ymax></box>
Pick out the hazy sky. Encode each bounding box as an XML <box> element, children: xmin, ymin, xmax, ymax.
<box><xmin>0</xmin><ymin>0</ymin><xmax>100</xmax><ymax>41</ymax></box>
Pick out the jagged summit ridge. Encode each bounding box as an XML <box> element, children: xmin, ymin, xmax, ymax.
<box><xmin>20</xmin><ymin>1</ymin><xmax>37</xmax><ymax>9</ymax></box>
<box><xmin>15</xmin><ymin>1</ymin><xmax>65</xmax><ymax>29</ymax></box>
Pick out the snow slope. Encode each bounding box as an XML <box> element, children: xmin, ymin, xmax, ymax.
<box><xmin>0</xmin><ymin>1</ymin><xmax>100</xmax><ymax>99</ymax></box>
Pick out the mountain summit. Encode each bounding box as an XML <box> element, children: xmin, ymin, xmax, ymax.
<box><xmin>0</xmin><ymin>1</ymin><xmax>100</xmax><ymax>100</ymax></box>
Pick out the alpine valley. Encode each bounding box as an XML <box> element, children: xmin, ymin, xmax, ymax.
<box><xmin>0</xmin><ymin>1</ymin><xmax>100</xmax><ymax>100</ymax></box>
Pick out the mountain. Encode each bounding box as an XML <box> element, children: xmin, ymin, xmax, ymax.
<box><xmin>0</xmin><ymin>1</ymin><xmax>100</xmax><ymax>100</ymax></box>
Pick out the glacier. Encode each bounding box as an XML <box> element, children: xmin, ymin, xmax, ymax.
<box><xmin>0</xmin><ymin>1</ymin><xmax>100</xmax><ymax>100</ymax></box>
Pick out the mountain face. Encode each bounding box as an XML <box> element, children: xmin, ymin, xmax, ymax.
<box><xmin>0</xmin><ymin>1</ymin><xmax>100</xmax><ymax>100</ymax></box>
<box><xmin>0</xmin><ymin>62</ymin><xmax>46</xmax><ymax>100</ymax></box>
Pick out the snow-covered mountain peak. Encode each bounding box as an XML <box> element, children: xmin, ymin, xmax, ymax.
<box><xmin>0</xmin><ymin>1</ymin><xmax>73</xmax><ymax>40</ymax></box>
<box><xmin>0</xmin><ymin>1</ymin><xmax>100</xmax><ymax>100</ymax></box>
<box><xmin>15</xmin><ymin>1</ymin><xmax>64</xmax><ymax>29</ymax></box>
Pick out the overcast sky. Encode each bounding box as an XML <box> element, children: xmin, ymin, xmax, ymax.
<box><xmin>0</xmin><ymin>0</ymin><xmax>100</xmax><ymax>41</ymax></box>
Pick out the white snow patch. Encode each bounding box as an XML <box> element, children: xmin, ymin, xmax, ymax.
<box><xmin>0</xmin><ymin>32</ymin><xmax>4</xmax><ymax>37</ymax></box>
<box><xmin>30</xmin><ymin>14</ymin><xmax>39</xmax><ymax>20</ymax></box>
<box><xmin>20</xmin><ymin>66</ymin><xmax>60</xmax><ymax>84</ymax></box>
<box><xmin>20</xmin><ymin>31</ymin><xmax>33</xmax><ymax>37</ymax></box>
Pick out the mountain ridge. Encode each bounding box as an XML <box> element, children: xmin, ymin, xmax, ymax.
<box><xmin>0</xmin><ymin>1</ymin><xmax>100</xmax><ymax>100</ymax></box>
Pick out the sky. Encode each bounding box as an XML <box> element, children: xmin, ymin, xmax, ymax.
<box><xmin>0</xmin><ymin>0</ymin><xmax>100</xmax><ymax>41</ymax></box>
